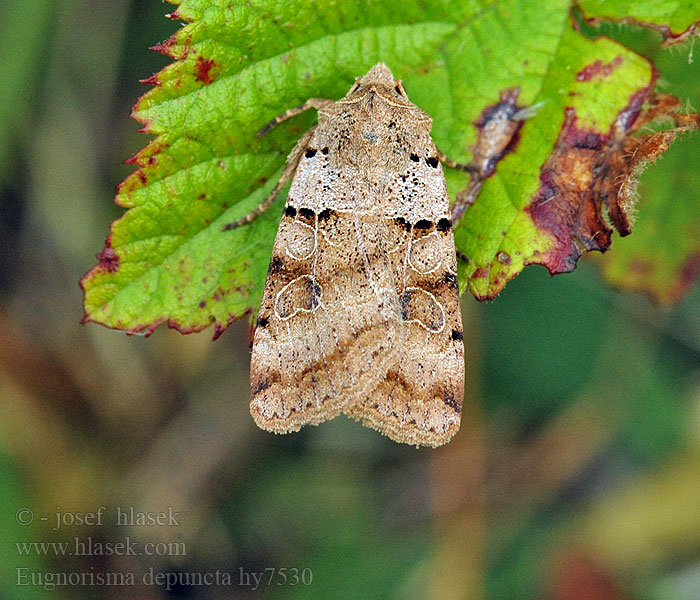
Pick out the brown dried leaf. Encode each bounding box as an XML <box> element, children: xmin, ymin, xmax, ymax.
<box><xmin>526</xmin><ymin>93</ymin><xmax>700</xmax><ymax>274</ymax></box>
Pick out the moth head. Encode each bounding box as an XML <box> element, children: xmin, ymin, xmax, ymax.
<box><xmin>359</xmin><ymin>62</ymin><xmax>396</xmax><ymax>88</ymax></box>
<box><xmin>347</xmin><ymin>62</ymin><xmax>408</xmax><ymax>101</ymax></box>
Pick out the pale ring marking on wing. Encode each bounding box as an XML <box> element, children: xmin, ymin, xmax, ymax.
<box><xmin>285</xmin><ymin>220</ymin><xmax>317</xmax><ymax>260</ymax></box>
<box><xmin>401</xmin><ymin>286</ymin><xmax>446</xmax><ymax>333</ymax></box>
<box><xmin>274</xmin><ymin>275</ymin><xmax>323</xmax><ymax>321</ymax></box>
<box><xmin>408</xmin><ymin>230</ymin><xmax>442</xmax><ymax>274</ymax></box>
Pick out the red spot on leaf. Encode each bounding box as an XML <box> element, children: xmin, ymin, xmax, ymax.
<box><xmin>123</xmin><ymin>141</ymin><xmax>168</xmax><ymax>169</ymax></box>
<box><xmin>96</xmin><ymin>243</ymin><xmax>120</xmax><ymax>274</ymax></box>
<box><xmin>576</xmin><ymin>56</ymin><xmax>624</xmax><ymax>82</ymax></box>
<box><xmin>195</xmin><ymin>56</ymin><xmax>217</xmax><ymax>85</ymax></box>
<box><xmin>471</xmin><ymin>267</ymin><xmax>489</xmax><ymax>280</ymax></box>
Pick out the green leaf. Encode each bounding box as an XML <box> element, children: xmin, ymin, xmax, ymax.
<box><xmin>579</xmin><ymin>0</ymin><xmax>700</xmax><ymax>42</ymax></box>
<box><xmin>82</xmin><ymin>0</ymin><xmax>695</xmax><ymax>335</ymax></box>
<box><xmin>450</xmin><ymin>21</ymin><xmax>653</xmax><ymax>297</ymax></box>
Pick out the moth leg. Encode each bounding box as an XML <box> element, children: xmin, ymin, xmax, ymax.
<box><xmin>222</xmin><ymin>127</ymin><xmax>317</xmax><ymax>230</ymax></box>
<box><xmin>435</xmin><ymin>148</ymin><xmax>479</xmax><ymax>222</ymax></box>
<box><xmin>224</xmin><ymin>98</ymin><xmax>333</xmax><ymax>229</ymax></box>
<box><xmin>435</xmin><ymin>148</ymin><xmax>478</xmax><ymax>173</ymax></box>
<box><xmin>451</xmin><ymin>187</ymin><xmax>477</xmax><ymax>223</ymax></box>
<box><xmin>257</xmin><ymin>98</ymin><xmax>334</xmax><ymax>138</ymax></box>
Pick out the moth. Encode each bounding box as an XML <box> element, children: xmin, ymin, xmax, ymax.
<box><xmin>228</xmin><ymin>63</ymin><xmax>464</xmax><ymax>447</ymax></box>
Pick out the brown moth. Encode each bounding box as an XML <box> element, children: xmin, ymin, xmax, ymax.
<box><xmin>233</xmin><ymin>63</ymin><xmax>464</xmax><ymax>447</ymax></box>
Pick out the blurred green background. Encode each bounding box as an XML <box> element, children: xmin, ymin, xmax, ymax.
<box><xmin>1</xmin><ymin>1</ymin><xmax>699</xmax><ymax>599</ymax></box>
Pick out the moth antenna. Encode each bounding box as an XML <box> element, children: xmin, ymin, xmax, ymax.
<box><xmin>221</xmin><ymin>177</ymin><xmax>289</xmax><ymax>229</ymax></box>
<box><xmin>257</xmin><ymin>98</ymin><xmax>333</xmax><ymax>138</ymax></box>
<box><xmin>224</xmin><ymin>128</ymin><xmax>317</xmax><ymax>229</ymax></box>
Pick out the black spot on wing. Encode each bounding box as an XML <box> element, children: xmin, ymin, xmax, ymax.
<box><xmin>298</xmin><ymin>207</ymin><xmax>315</xmax><ymax>220</ymax></box>
<box><xmin>394</xmin><ymin>216</ymin><xmax>411</xmax><ymax>231</ymax></box>
<box><xmin>253</xmin><ymin>378</ymin><xmax>270</xmax><ymax>395</ymax></box>
<box><xmin>437</xmin><ymin>218</ymin><xmax>452</xmax><ymax>232</ymax></box>
<box><xmin>443</xmin><ymin>390</ymin><xmax>461</xmax><ymax>412</ymax></box>
<box><xmin>268</xmin><ymin>256</ymin><xmax>284</xmax><ymax>274</ymax></box>
<box><xmin>444</xmin><ymin>272</ymin><xmax>458</xmax><ymax>290</ymax></box>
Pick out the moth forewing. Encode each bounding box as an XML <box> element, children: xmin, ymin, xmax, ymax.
<box><xmin>248</xmin><ymin>63</ymin><xmax>465</xmax><ymax>447</ymax></box>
